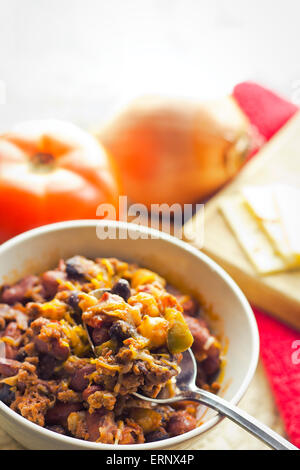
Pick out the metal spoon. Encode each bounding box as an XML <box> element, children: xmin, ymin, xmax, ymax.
<box><xmin>134</xmin><ymin>349</ymin><xmax>297</xmax><ymax>450</ymax></box>
<box><xmin>83</xmin><ymin>290</ymin><xmax>297</xmax><ymax>450</ymax></box>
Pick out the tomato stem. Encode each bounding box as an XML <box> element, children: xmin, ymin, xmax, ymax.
<box><xmin>30</xmin><ymin>153</ymin><xmax>56</xmax><ymax>172</ymax></box>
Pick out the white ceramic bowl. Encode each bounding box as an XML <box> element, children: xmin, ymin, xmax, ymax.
<box><xmin>0</xmin><ymin>220</ymin><xmax>259</xmax><ymax>450</ymax></box>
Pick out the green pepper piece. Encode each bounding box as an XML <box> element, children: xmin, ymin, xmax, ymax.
<box><xmin>166</xmin><ymin>308</ymin><xmax>194</xmax><ymax>354</ymax></box>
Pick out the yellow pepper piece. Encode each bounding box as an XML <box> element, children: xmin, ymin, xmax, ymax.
<box><xmin>131</xmin><ymin>269</ymin><xmax>165</xmax><ymax>289</ymax></box>
<box><xmin>137</xmin><ymin>315</ymin><xmax>168</xmax><ymax>349</ymax></box>
<box><xmin>129</xmin><ymin>408</ymin><xmax>162</xmax><ymax>434</ymax></box>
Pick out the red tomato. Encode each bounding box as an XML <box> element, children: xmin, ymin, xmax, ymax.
<box><xmin>0</xmin><ymin>120</ymin><xmax>121</xmax><ymax>241</ymax></box>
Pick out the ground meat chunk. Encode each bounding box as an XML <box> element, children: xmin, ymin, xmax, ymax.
<box><xmin>87</xmin><ymin>390</ymin><xmax>116</xmax><ymax>413</ymax></box>
<box><xmin>57</xmin><ymin>388</ymin><xmax>82</xmax><ymax>403</ymax></box>
<box><xmin>143</xmin><ymin>361</ymin><xmax>177</xmax><ymax>388</ymax></box>
<box><xmin>118</xmin><ymin>418</ymin><xmax>145</xmax><ymax>445</ymax></box>
<box><xmin>12</xmin><ymin>389</ymin><xmax>54</xmax><ymax>427</ymax></box>
<box><xmin>30</xmin><ymin>317</ymin><xmax>70</xmax><ymax>361</ymax></box>
<box><xmin>117</xmin><ymin>371</ymin><xmax>144</xmax><ymax>395</ymax></box>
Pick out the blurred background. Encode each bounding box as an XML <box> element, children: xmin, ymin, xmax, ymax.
<box><xmin>1</xmin><ymin>0</ymin><xmax>300</xmax><ymax>130</ymax></box>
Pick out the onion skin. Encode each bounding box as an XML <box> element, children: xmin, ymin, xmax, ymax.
<box><xmin>97</xmin><ymin>96</ymin><xmax>252</xmax><ymax>207</ymax></box>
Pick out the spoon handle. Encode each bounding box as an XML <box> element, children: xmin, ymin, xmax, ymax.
<box><xmin>182</xmin><ymin>388</ymin><xmax>297</xmax><ymax>450</ymax></box>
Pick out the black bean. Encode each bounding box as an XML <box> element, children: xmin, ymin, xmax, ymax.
<box><xmin>15</xmin><ymin>349</ymin><xmax>27</xmax><ymax>362</ymax></box>
<box><xmin>66</xmin><ymin>292</ymin><xmax>82</xmax><ymax>323</ymax></box>
<box><xmin>66</xmin><ymin>291</ymin><xmax>82</xmax><ymax>323</ymax></box>
<box><xmin>109</xmin><ymin>320</ymin><xmax>136</xmax><ymax>342</ymax></box>
<box><xmin>111</xmin><ymin>279</ymin><xmax>131</xmax><ymax>302</ymax></box>
<box><xmin>67</xmin><ymin>292</ymin><xmax>80</xmax><ymax>310</ymax></box>
<box><xmin>66</xmin><ymin>256</ymin><xmax>86</xmax><ymax>279</ymax></box>
<box><xmin>0</xmin><ymin>384</ymin><xmax>15</xmax><ymax>406</ymax></box>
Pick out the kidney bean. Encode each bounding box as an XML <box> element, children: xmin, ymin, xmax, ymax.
<box><xmin>86</xmin><ymin>409</ymin><xmax>106</xmax><ymax>441</ymax></box>
<box><xmin>2</xmin><ymin>322</ymin><xmax>22</xmax><ymax>359</ymax></box>
<box><xmin>167</xmin><ymin>411</ymin><xmax>196</xmax><ymax>436</ymax></box>
<box><xmin>184</xmin><ymin>315</ymin><xmax>221</xmax><ymax>376</ymax></box>
<box><xmin>183</xmin><ymin>315</ymin><xmax>210</xmax><ymax>352</ymax></box>
<box><xmin>34</xmin><ymin>336</ymin><xmax>70</xmax><ymax>362</ymax></box>
<box><xmin>70</xmin><ymin>364</ymin><xmax>96</xmax><ymax>392</ymax></box>
<box><xmin>46</xmin><ymin>401</ymin><xmax>83</xmax><ymax>427</ymax></box>
<box><xmin>4</xmin><ymin>322</ymin><xmax>21</xmax><ymax>340</ymax></box>
<box><xmin>82</xmin><ymin>385</ymin><xmax>102</xmax><ymax>402</ymax></box>
<box><xmin>52</xmin><ymin>340</ymin><xmax>70</xmax><ymax>362</ymax></box>
<box><xmin>92</xmin><ymin>327</ymin><xmax>110</xmax><ymax>346</ymax></box>
<box><xmin>5</xmin><ymin>345</ymin><xmax>18</xmax><ymax>360</ymax></box>
<box><xmin>0</xmin><ymin>276</ymin><xmax>39</xmax><ymax>305</ymax></box>
<box><xmin>0</xmin><ymin>357</ymin><xmax>21</xmax><ymax>377</ymax></box>
<box><xmin>201</xmin><ymin>344</ymin><xmax>221</xmax><ymax>376</ymax></box>
<box><xmin>41</xmin><ymin>270</ymin><xmax>66</xmax><ymax>299</ymax></box>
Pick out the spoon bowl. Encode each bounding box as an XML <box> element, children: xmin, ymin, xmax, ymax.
<box><xmin>134</xmin><ymin>349</ymin><xmax>297</xmax><ymax>451</ymax></box>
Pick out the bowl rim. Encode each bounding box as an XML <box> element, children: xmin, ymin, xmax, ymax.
<box><xmin>0</xmin><ymin>220</ymin><xmax>260</xmax><ymax>450</ymax></box>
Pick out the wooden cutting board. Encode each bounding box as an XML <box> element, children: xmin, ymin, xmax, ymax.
<box><xmin>184</xmin><ymin>110</ymin><xmax>300</xmax><ymax>330</ymax></box>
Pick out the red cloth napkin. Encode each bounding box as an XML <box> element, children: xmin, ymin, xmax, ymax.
<box><xmin>232</xmin><ymin>82</ymin><xmax>300</xmax><ymax>448</ymax></box>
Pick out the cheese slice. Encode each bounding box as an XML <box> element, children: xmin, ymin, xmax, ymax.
<box><xmin>241</xmin><ymin>185</ymin><xmax>297</xmax><ymax>264</ymax></box>
<box><xmin>274</xmin><ymin>185</ymin><xmax>300</xmax><ymax>262</ymax></box>
<box><xmin>219</xmin><ymin>194</ymin><xmax>289</xmax><ymax>275</ymax></box>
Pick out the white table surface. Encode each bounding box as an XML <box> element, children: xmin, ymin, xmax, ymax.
<box><xmin>0</xmin><ymin>0</ymin><xmax>299</xmax><ymax>132</ymax></box>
